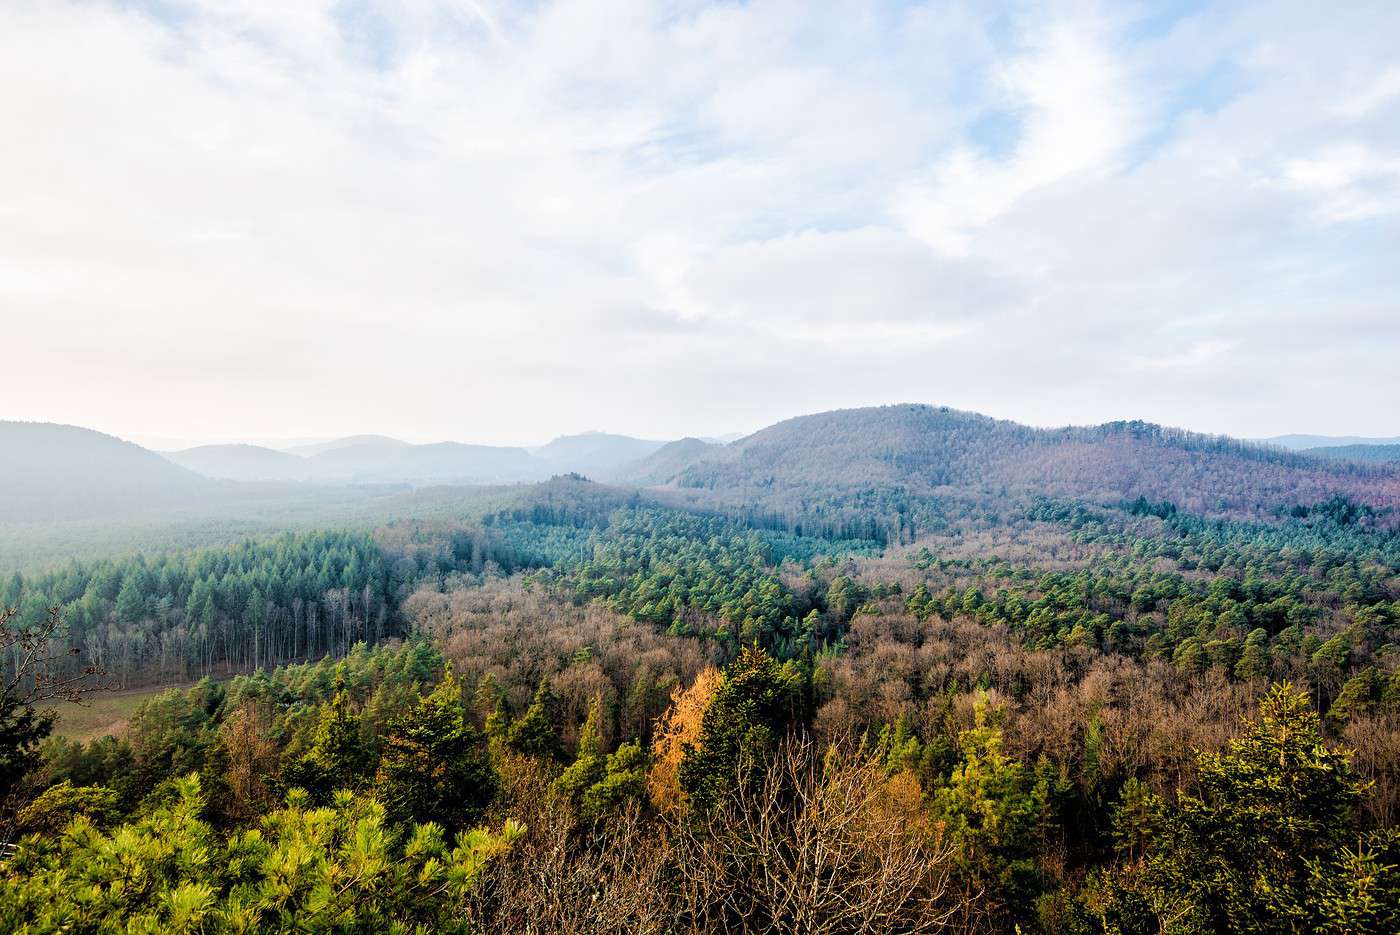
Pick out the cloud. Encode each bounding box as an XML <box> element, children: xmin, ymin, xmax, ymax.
<box><xmin>896</xmin><ymin>5</ymin><xmax>1139</xmax><ymax>257</ymax></box>
<box><xmin>0</xmin><ymin>0</ymin><xmax>1397</xmax><ymax>444</ymax></box>
<box><xmin>1137</xmin><ymin>340</ymin><xmax>1235</xmax><ymax>371</ymax></box>
<box><xmin>655</xmin><ymin>226</ymin><xmax>1019</xmax><ymax>330</ymax></box>
<box><xmin>1285</xmin><ymin>144</ymin><xmax>1400</xmax><ymax>222</ymax></box>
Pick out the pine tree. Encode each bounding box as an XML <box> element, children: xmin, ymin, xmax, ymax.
<box><xmin>506</xmin><ymin>678</ymin><xmax>562</xmax><ymax>760</ymax></box>
<box><xmin>378</xmin><ymin>668</ymin><xmax>497</xmax><ymax>831</ymax></box>
<box><xmin>580</xmin><ymin>741</ymin><xmax>648</xmax><ymax>821</ymax></box>
<box><xmin>678</xmin><ymin>647</ymin><xmax>803</xmax><ymax>813</ymax></box>
<box><xmin>114</xmin><ymin>574</ymin><xmax>147</xmax><ymax>623</ymax></box>
<box><xmin>1107</xmin><ymin>683</ymin><xmax>1387</xmax><ymax>933</ymax></box>
<box><xmin>285</xmin><ymin>673</ymin><xmax>374</xmax><ymax>802</ymax></box>
<box><xmin>552</xmin><ymin>694</ymin><xmax>605</xmax><ymax>811</ymax></box>
<box><xmin>1234</xmin><ymin>628</ymin><xmax>1270</xmax><ymax>681</ymax></box>
<box><xmin>1328</xmin><ymin>667</ymin><xmax>1378</xmax><ymax>725</ymax></box>
<box><xmin>0</xmin><ymin>774</ymin><xmax>519</xmax><ymax>932</ymax></box>
<box><xmin>929</xmin><ymin>697</ymin><xmax>1049</xmax><ymax>922</ymax></box>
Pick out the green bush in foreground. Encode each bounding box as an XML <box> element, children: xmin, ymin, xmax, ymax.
<box><xmin>0</xmin><ymin>774</ymin><xmax>520</xmax><ymax>934</ymax></box>
<box><xmin>1087</xmin><ymin>683</ymin><xmax>1400</xmax><ymax>934</ymax></box>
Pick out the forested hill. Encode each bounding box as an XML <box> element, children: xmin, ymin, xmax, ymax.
<box><xmin>168</xmin><ymin>433</ymin><xmax>670</xmax><ymax>485</ymax></box>
<box><xmin>0</xmin><ymin>422</ymin><xmax>214</xmax><ymax>522</ymax></box>
<box><xmin>171</xmin><ymin>436</ymin><xmax>548</xmax><ymax>485</ymax></box>
<box><xmin>165</xmin><ymin>444</ymin><xmax>309</xmax><ymax>482</ymax></box>
<box><xmin>1304</xmin><ymin>443</ymin><xmax>1400</xmax><ymax>464</ymax></box>
<box><xmin>670</xmin><ymin>404</ymin><xmax>1400</xmax><ymax>522</ymax></box>
<box><xmin>9</xmin><ymin>409</ymin><xmax>1400</xmax><ymax>533</ymax></box>
<box><xmin>296</xmin><ymin>440</ymin><xmax>545</xmax><ymax>484</ymax></box>
<box><xmin>530</xmin><ymin>432</ymin><xmax>668</xmax><ymax>478</ymax></box>
<box><xmin>1265</xmin><ymin>432</ymin><xmax>1400</xmax><ymax>450</ymax></box>
<box><xmin>614</xmin><ymin>437</ymin><xmax>723</xmax><ymax>485</ymax></box>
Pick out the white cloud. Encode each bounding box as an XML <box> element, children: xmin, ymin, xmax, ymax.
<box><xmin>1137</xmin><ymin>340</ymin><xmax>1235</xmax><ymax>371</ymax></box>
<box><xmin>1333</xmin><ymin>65</ymin><xmax>1400</xmax><ymax>121</ymax></box>
<box><xmin>897</xmin><ymin>5</ymin><xmax>1139</xmax><ymax>257</ymax></box>
<box><xmin>1285</xmin><ymin>144</ymin><xmax>1400</xmax><ymax>222</ymax></box>
<box><xmin>0</xmin><ymin>0</ymin><xmax>1397</xmax><ymax>444</ymax></box>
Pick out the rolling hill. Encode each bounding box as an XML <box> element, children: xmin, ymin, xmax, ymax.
<box><xmin>167</xmin><ymin>436</ymin><xmax>550</xmax><ymax>485</ymax></box>
<box><xmin>0</xmin><ymin>422</ymin><xmax>217</xmax><ymax>521</ymax></box>
<box><xmin>1302</xmin><ymin>444</ymin><xmax>1400</xmax><ymax>464</ymax></box>
<box><xmin>615</xmin><ymin>437</ymin><xmax>724</xmax><ymax>485</ymax></box>
<box><xmin>1262</xmin><ymin>433</ymin><xmax>1400</xmax><ymax>450</ymax></box>
<box><xmin>165</xmin><ymin>444</ymin><xmax>310</xmax><ymax>482</ymax></box>
<box><xmin>530</xmin><ymin>432</ymin><xmax>668</xmax><ymax>479</ymax></box>
<box><xmin>13</xmin><ymin>408</ymin><xmax>1400</xmax><ymax>531</ymax></box>
<box><xmin>169</xmin><ymin>432</ymin><xmax>674</xmax><ymax>485</ymax></box>
<box><xmin>672</xmin><ymin>405</ymin><xmax>1400</xmax><ymax>521</ymax></box>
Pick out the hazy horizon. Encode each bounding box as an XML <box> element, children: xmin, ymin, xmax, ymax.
<box><xmin>9</xmin><ymin>403</ymin><xmax>1400</xmax><ymax>455</ymax></box>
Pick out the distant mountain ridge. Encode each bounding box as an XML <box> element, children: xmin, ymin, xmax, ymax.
<box><xmin>614</xmin><ymin>437</ymin><xmax>724</xmax><ymax>486</ymax></box>
<box><xmin>165</xmin><ymin>431</ymin><xmax>679</xmax><ymax>486</ymax></box>
<box><xmin>0</xmin><ymin>422</ymin><xmax>215</xmax><ymax>521</ymax></box>
<box><xmin>669</xmin><ymin>405</ymin><xmax>1400</xmax><ymax>520</ymax></box>
<box><xmin>169</xmin><ymin>438</ymin><xmax>545</xmax><ymax>485</ymax></box>
<box><xmin>530</xmin><ymin>432</ymin><xmax>668</xmax><ymax>479</ymax></box>
<box><xmin>166</xmin><ymin>444</ymin><xmax>310</xmax><ymax>482</ymax></box>
<box><xmin>10</xmin><ymin>409</ymin><xmax>1400</xmax><ymax>527</ymax></box>
<box><xmin>1262</xmin><ymin>433</ymin><xmax>1400</xmax><ymax>450</ymax></box>
<box><xmin>1303</xmin><ymin>444</ymin><xmax>1400</xmax><ymax>464</ymax></box>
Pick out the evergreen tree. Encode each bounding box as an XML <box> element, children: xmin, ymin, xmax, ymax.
<box><xmin>1106</xmin><ymin>683</ymin><xmax>1391</xmax><ymax>933</ymax></box>
<box><xmin>114</xmin><ymin>574</ymin><xmax>147</xmax><ymax>623</ymax></box>
<box><xmin>580</xmin><ymin>741</ymin><xmax>648</xmax><ymax>820</ymax></box>
<box><xmin>1234</xmin><ymin>628</ymin><xmax>1270</xmax><ymax>681</ymax></box>
<box><xmin>678</xmin><ymin>647</ymin><xmax>803</xmax><ymax>813</ymax></box>
<box><xmin>0</xmin><ymin>774</ymin><xmax>518</xmax><ymax>932</ymax></box>
<box><xmin>284</xmin><ymin>674</ymin><xmax>374</xmax><ymax>802</ymax></box>
<box><xmin>552</xmin><ymin>694</ymin><xmax>636</xmax><ymax>819</ymax></box>
<box><xmin>506</xmin><ymin>678</ymin><xmax>562</xmax><ymax>760</ymax></box>
<box><xmin>1328</xmin><ymin>667</ymin><xmax>1378</xmax><ymax>724</ymax></box>
<box><xmin>0</xmin><ymin>698</ymin><xmax>54</xmax><ymax>802</ymax></box>
<box><xmin>929</xmin><ymin>698</ymin><xmax>1050</xmax><ymax>922</ymax></box>
<box><xmin>377</xmin><ymin>668</ymin><xmax>496</xmax><ymax>831</ymax></box>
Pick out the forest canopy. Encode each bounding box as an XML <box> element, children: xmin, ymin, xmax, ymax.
<box><xmin>3</xmin><ymin>406</ymin><xmax>1400</xmax><ymax>932</ymax></box>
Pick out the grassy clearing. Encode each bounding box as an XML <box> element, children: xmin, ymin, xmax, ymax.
<box><xmin>44</xmin><ymin>685</ymin><xmax>183</xmax><ymax>742</ymax></box>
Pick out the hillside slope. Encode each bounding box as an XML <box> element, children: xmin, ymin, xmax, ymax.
<box><xmin>165</xmin><ymin>444</ymin><xmax>310</xmax><ymax>482</ymax></box>
<box><xmin>615</xmin><ymin>437</ymin><xmax>724</xmax><ymax>486</ymax></box>
<box><xmin>531</xmin><ymin>432</ymin><xmax>668</xmax><ymax>479</ymax></box>
<box><xmin>675</xmin><ymin>405</ymin><xmax>1400</xmax><ymax>520</ymax></box>
<box><xmin>0</xmin><ymin>422</ymin><xmax>216</xmax><ymax>521</ymax></box>
<box><xmin>1303</xmin><ymin>444</ymin><xmax>1400</xmax><ymax>464</ymax></box>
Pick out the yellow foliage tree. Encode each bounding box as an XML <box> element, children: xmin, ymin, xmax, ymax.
<box><xmin>647</xmin><ymin>666</ymin><xmax>719</xmax><ymax>814</ymax></box>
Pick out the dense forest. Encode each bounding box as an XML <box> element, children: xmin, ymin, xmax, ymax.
<box><xmin>1306</xmin><ymin>444</ymin><xmax>1400</xmax><ymax>464</ymax></box>
<box><xmin>3</xmin><ymin>407</ymin><xmax>1400</xmax><ymax>932</ymax></box>
<box><xmin>1</xmin><ymin>525</ymin><xmax>527</xmax><ymax>687</ymax></box>
<box><xmin>662</xmin><ymin>406</ymin><xmax>1400</xmax><ymax>542</ymax></box>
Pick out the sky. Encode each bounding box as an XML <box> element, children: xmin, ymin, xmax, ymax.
<box><xmin>2</xmin><ymin>0</ymin><xmax>1398</xmax><ymax>448</ymax></box>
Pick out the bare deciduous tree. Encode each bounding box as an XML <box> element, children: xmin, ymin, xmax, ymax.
<box><xmin>674</xmin><ymin>736</ymin><xmax>963</xmax><ymax>934</ymax></box>
<box><xmin>2</xmin><ymin>605</ymin><xmax>106</xmax><ymax>807</ymax></box>
<box><xmin>2</xmin><ymin>605</ymin><xmax>101</xmax><ymax>709</ymax></box>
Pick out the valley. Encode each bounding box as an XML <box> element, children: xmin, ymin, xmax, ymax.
<box><xmin>4</xmin><ymin>403</ymin><xmax>1400</xmax><ymax>930</ymax></box>
<box><xmin>7</xmin><ymin>2</ymin><xmax>1396</xmax><ymax>929</ymax></box>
